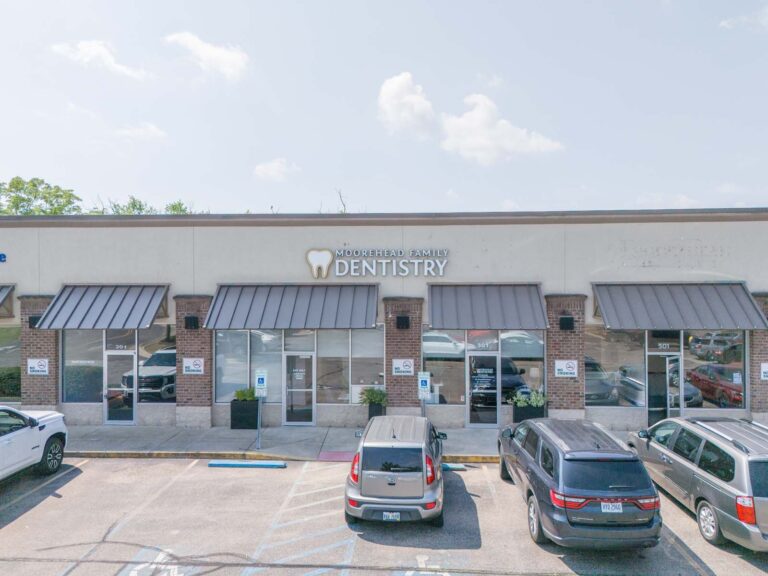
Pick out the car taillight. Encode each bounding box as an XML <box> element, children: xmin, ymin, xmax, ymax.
<box><xmin>424</xmin><ymin>501</ymin><xmax>437</xmax><ymax>510</ymax></box>
<box><xmin>426</xmin><ymin>455</ymin><xmax>435</xmax><ymax>485</ymax></box>
<box><xmin>549</xmin><ymin>489</ymin><xmax>588</xmax><ymax>509</ymax></box>
<box><xmin>348</xmin><ymin>498</ymin><xmax>360</xmax><ymax>508</ymax></box>
<box><xmin>350</xmin><ymin>452</ymin><xmax>360</xmax><ymax>484</ymax></box>
<box><xmin>635</xmin><ymin>496</ymin><xmax>660</xmax><ymax>510</ymax></box>
<box><xmin>736</xmin><ymin>496</ymin><xmax>756</xmax><ymax>525</ymax></box>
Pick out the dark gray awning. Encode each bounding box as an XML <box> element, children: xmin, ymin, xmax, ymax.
<box><xmin>205</xmin><ymin>284</ymin><xmax>379</xmax><ymax>329</ymax></box>
<box><xmin>429</xmin><ymin>284</ymin><xmax>548</xmax><ymax>330</ymax></box>
<box><xmin>37</xmin><ymin>285</ymin><xmax>168</xmax><ymax>329</ymax></box>
<box><xmin>593</xmin><ymin>283</ymin><xmax>768</xmax><ymax>330</ymax></box>
<box><xmin>0</xmin><ymin>285</ymin><xmax>14</xmax><ymax>318</ymax></box>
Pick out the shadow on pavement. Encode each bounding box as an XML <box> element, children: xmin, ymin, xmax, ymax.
<box><xmin>0</xmin><ymin>464</ymin><xmax>83</xmax><ymax>530</ymax></box>
<box><xmin>350</xmin><ymin>471</ymin><xmax>481</xmax><ymax>550</ymax></box>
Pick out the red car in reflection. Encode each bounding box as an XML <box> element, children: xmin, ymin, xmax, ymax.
<box><xmin>685</xmin><ymin>363</ymin><xmax>744</xmax><ymax>408</ymax></box>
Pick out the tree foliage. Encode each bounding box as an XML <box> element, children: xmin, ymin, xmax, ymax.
<box><xmin>0</xmin><ymin>177</ymin><xmax>82</xmax><ymax>215</ymax></box>
<box><xmin>107</xmin><ymin>196</ymin><xmax>159</xmax><ymax>215</ymax></box>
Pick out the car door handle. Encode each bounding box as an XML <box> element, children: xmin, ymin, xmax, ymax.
<box><xmin>661</xmin><ymin>455</ymin><xmax>672</xmax><ymax>463</ymax></box>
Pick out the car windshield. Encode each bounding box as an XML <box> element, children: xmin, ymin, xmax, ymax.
<box><xmin>143</xmin><ymin>352</ymin><xmax>176</xmax><ymax>367</ymax></box>
<box><xmin>585</xmin><ymin>362</ymin><xmax>608</xmax><ymax>378</ymax></box>
<box><xmin>362</xmin><ymin>447</ymin><xmax>423</xmax><ymax>473</ymax></box>
<box><xmin>563</xmin><ymin>460</ymin><xmax>652</xmax><ymax>492</ymax></box>
<box><xmin>750</xmin><ymin>461</ymin><xmax>768</xmax><ymax>498</ymax></box>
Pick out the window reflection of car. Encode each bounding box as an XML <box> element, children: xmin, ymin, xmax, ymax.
<box><xmin>691</xmin><ymin>332</ymin><xmax>742</xmax><ymax>364</ymax></box>
<box><xmin>122</xmin><ymin>348</ymin><xmax>176</xmax><ymax>402</ymax></box>
<box><xmin>585</xmin><ymin>356</ymin><xmax>619</xmax><ymax>406</ymax></box>
<box><xmin>686</xmin><ymin>363</ymin><xmax>743</xmax><ymax>408</ymax></box>
<box><xmin>422</xmin><ymin>332</ymin><xmax>465</xmax><ymax>359</ymax></box>
<box><xmin>470</xmin><ymin>358</ymin><xmax>530</xmax><ymax>406</ymax></box>
<box><xmin>500</xmin><ymin>331</ymin><xmax>544</xmax><ymax>359</ymax></box>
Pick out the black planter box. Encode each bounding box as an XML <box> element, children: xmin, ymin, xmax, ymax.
<box><xmin>368</xmin><ymin>403</ymin><xmax>386</xmax><ymax>419</ymax></box>
<box><xmin>231</xmin><ymin>399</ymin><xmax>260</xmax><ymax>429</ymax></box>
<box><xmin>513</xmin><ymin>404</ymin><xmax>546</xmax><ymax>423</ymax></box>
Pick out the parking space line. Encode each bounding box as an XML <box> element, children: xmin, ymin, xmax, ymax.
<box><xmin>0</xmin><ymin>459</ymin><xmax>89</xmax><ymax>514</ymax></box>
<box><xmin>294</xmin><ymin>483</ymin><xmax>346</xmax><ymax>497</ymax></box>
<box><xmin>262</xmin><ymin>526</ymin><xmax>347</xmax><ymax>551</ymax></box>
<box><xmin>273</xmin><ymin>509</ymin><xmax>339</xmax><ymax>529</ymax></box>
<box><xmin>480</xmin><ymin>464</ymin><xmax>498</xmax><ymax>504</ymax></box>
<box><xmin>283</xmin><ymin>495</ymin><xmax>344</xmax><ymax>512</ymax></box>
<box><xmin>271</xmin><ymin>538</ymin><xmax>356</xmax><ymax>564</ymax></box>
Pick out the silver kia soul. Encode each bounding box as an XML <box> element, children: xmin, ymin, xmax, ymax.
<box><xmin>345</xmin><ymin>415</ymin><xmax>447</xmax><ymax>527</ymax></box>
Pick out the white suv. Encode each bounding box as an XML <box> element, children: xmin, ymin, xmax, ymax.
<box><xmin>0</xmin><ymin>405</ymin><xmax>68</xmax><ymax>481</ymax></box>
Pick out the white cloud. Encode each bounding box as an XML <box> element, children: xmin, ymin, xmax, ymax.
<box><xmin>441</xmin><ymin>94</ymin><xmax>563</xmax><ymax>165</ymax></box>
<box><xmin>501</xmin><ymin>199</ymin><xmax>521</xmax><ymax>211</ymax></box>
<box><xmin>51</xmin><ymin>41</ymin><xmax>147</xmax><ymax>80</ymax></box>
<box><xmin>66</xmin><ymin>101</ymin><xmax>99</xmax><ymax>120</ymax></box>
<box><xmin>115</xmin><ymin>122</ymin><xmax>168</xmax><ymax>142</ymax></box>
<box><xmin>377</xmin><ymin>72</ymin><xmax>435</xmax><ymax>136</ymax></box>
<box><xmin>719</xmin><ymin>6</ymin><xmax>768</xmax><ymax>30</ymax></box>
<box><xmin>253</xmin><ymin>158</ymin><xmax>300</xmax><ymax>182</ymax></box>
<box><xmin>165</xmin><ymin>32</ymin><xmax>249</xmax><ymax>81</ymax></box>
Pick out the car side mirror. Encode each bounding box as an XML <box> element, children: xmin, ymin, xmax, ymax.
<box><xmin>637</xmin><ymin>429</ymin><xmax>649</xmax><ymax>439</ymax></box>
<box><xmin>519</xmin><ymin>368</ymin><xmax>526</xmax><ymax>375</ymax></box>
<box><xmin>354</xmin><ymin>430</ymin><xmax>363</xmax><ymax>438</ymax></box>
<box><xmin>501</xmin><ymin>428</ymin><xmax>513</xmax><ymax>439</ymax></box>
<box><xmin>437</xmin><ymin>432</ymin><xmax>447</xmax><ymax>440</ymax></box>
<box><xmin>28</xmin><ymin>417</ymin><xmax>39</xmax><ymax>428</ymax></box>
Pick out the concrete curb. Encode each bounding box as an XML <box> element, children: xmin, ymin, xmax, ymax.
<box><xmin>66</xmin><ymin>450</ymin><xmax>500</xmax><ymax>464</ymax></box>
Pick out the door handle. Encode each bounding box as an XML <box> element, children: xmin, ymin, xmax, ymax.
<box><xmin>661</xmin><ymin>455</ymin><xmax>672</xmax><ymax>463</ymax></box>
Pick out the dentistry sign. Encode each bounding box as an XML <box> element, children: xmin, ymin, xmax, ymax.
<box><xmin>306</xmin><ymin>248</ymin><xmax>449</xmax><ymax>279</ymax></box>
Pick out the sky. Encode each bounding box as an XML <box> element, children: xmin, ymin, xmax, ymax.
<box><xmin>0</xmin><ymin>1</ymin><xmax>767</xmax><ymax>214</ymax></box>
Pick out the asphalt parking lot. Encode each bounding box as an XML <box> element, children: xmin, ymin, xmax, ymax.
<box><xmin>0</xmin><ymin>459</ymin><xmax>766</xmax><ymax>576</ymax></box>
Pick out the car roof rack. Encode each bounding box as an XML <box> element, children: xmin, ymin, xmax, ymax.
<box><xmin>741</xmin><ymin>418</ymin><xmax>768</xmax><ymax>435</ymax></box>
<box><xmin>690</xmin><ymin>419</ymin><xmax>750</xmax><ymax>454</ymax></box>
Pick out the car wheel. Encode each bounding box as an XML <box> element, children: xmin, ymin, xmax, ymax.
<box><xmin>499</xmin><ymin>453</ymin><xmax>511</xmax><ymax>480</ymax></box>
<box><xmin>344</xmin><ymin>512</ymin><xmax>357</xmax><ymax>525</ymax></box>
<box><xmin>430</xmin><ymin>511</ymin><xmax>444</xmax><ymax>528</ymax></box>
<box><xmin>716</xmin><ymin>392</ymin><xmax>729</xmax><ymax>408</ymax></box>
<box><xmin>527</xmin><ymin>495</ymin><xmax>547</xmax><ymax>544</ymax></box>
<box><xmin>37</xmin><ymin>437</ymin><xmax>64</xmax><ymax>475</ymax></box>
<box><xmin>697</xmin><ymin>500</ymin><xmax>725</xmax><ymax>545</ymax></box>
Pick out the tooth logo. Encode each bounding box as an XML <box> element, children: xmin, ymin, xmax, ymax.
<box><xmin>306</xmin><ymin>249</ymin><xmax>334</xmax><ymax>279</ymax></box>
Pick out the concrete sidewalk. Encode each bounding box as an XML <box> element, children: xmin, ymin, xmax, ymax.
<box><xmin>65</xmin><ymin>425</ymin><xmax>501</xmax><ymax>462</ymax></box>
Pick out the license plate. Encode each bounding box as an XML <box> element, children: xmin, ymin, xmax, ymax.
<box><xmin>382</xmin><ymin>511</ymin><xmax>401</xmax><ymax>522</ymax></box>
<box><xmin>601</xmin><ymin>502</ymin><xmax>623</xmax><ymax>513</ymax></box>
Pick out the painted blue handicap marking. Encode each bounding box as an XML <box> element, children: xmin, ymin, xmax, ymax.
<box><xmin>442</xmin><ymin>463</ymin><xmax>466</xmax><ymax>471</ymax></box>
<box><xmin>208</xmin><ymin>460</ymin><xmax>286</xmax><ymax>468</ymax></box>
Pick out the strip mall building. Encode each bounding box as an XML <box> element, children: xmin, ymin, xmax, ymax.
<box><xmin>1</xmin><ymin>209</ymin><xmax>767</xmax><ymax>431</ymax></box>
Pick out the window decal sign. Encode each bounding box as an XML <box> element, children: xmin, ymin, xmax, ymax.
<box><xmin>554</xmin><ymin>359</ymin><xmax>578</xmax><ymax>378</ymax></box>
<box><xmin>392</xmin><ymin>358</ymin><xmax>415</xmax><ymax>376</ymax></box>
<box><xmin>183</xmin><ymin>358</ymin><xmax>204</xmax><ymax>375</ymax></box>
<box><xmin>27</xmin><ymin>358</ymin><xmax>49</xmax><ymax>376</ymax></box>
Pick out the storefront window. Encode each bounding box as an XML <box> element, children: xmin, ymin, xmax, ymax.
<box><xmin>500</xmin><ymin>330</ymin><xmax>545</xmax><ymax>404</ymax></box>
<box><xmin>683</xmin><ymin>330</ymin><xmax>745</xmax><ymax>409</ymax></box>
<box><xmin>285</xmin><ymin>329</ymin><xmax>315</xmax><ymax>352</ymax></box>
<box><xmin>317</xmin><ymin>330</ymin><xmax>350</xmax><ymax>404</ymax></box>
<box><xmin>648</xmin><ymin>330</ymin><xmax>680</xmax><ymax>353</ymax></box>
<box><xmin>106</xmin><ymin>329</ymin><xmax>135</xmax><ymax>351</ymax></box>
<box><xmin>251</xmin><ymin>330</ymin><xmax>282</xmax><ymax>403</ymax></box>
<box><xmin>137</xmin><ymin>326</ymin><xmax>176</xmax><ymax>403</ymax></box>
<box><xmin>63</xmin><ymin>330</ymin><xmax>103</xmax><ymax>402</ymax></box>
<box><xmin>215</xmin><ymin>331</ymin><xmax>248</xmax><ymax>403</ymax></box>
<box><xmin>423</xmin><ymin>329</ymin><xmax>465</xmax><ymax>404</ymax></box>
<box><xmin>351</xmin><ymin>327</ymin><xmax>384</xmax><ymax>392</ymax></box>
<box><xmin>0</xmin><ymin>327</ymin><xmax>21</xmax><ymax>402</ymax></box>
<box><xmin>468</xmin><ymin>330</ymin><xmax>499</xmax><ymax>352</ymax></box>
<box><xmin>585</xmin><ymin>326</ymin><xmax>645</xmax><ymax>407</ymax></box>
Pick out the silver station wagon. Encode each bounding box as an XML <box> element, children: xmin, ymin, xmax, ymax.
<box><xmin>345</xmin><ymin>415</ymin><xmax>446</xmax><ymax>527</ymax></box>
<box><xmin>629</xmin><ymin>417</ymin><xmax>768</xmax><ymax>552</ymax></box>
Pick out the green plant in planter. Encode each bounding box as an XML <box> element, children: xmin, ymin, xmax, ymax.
<box><xmin>234</xmin><ymin>387</ymin><xmax>256</xmax><ymax>401</ymax></box>
<box><xmin>511</xmin><ymin>390</ymin><xmax>547</xmax><ymax>408</ymax></box>
<box><xmin>359</xmin><ymin>387</ymin><xmax>388</xmax><ymax>406</ymax></box>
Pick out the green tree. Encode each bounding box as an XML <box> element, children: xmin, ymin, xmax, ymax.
<box><xmin>164</xmin><ymin>200</ymin><xmax>192</xmax><ymax>215</ymax></box>
<box><xmin>0</xmin><ymin>177</ymin><xmax>82</xmax><ymax>215</ymax></box>
<box><xmin>108</xmin><ymin>196</ymin><xmax>158</xmax><ymax>215</ymax></box>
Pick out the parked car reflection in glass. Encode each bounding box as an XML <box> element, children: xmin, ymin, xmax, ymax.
<box><xmin>122</xmin><ymin>348</ymin><xmax>177</xmax><ymax>403</ymax></box>
<box><xmin>422</xmin><ymin>331</ymin><xmax>465</xmax><ymax>359</ymax></box>
<box><xmin>585</xmin><ymin>356</ymin><xmax>619</xmax><ymax>406</ymax></box>
<box><xmin>500</xmin><ymin>331</ymin><xmax>544</xmax><ymax>359</ymax></box>
<box><xmin>686</xmin><ymin>363</ymin><xmax>744</xmax><ymax>408</ymax></box>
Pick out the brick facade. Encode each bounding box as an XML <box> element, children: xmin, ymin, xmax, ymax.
<box><xmin>174</xmin><ymin>296</ymin><xmax>213</xmax><ymax>407</ymax></box>
<box><xmin>384</xmin><ymin>297</ymin><xmax>423</xmax><ymax>408</ymax></box>
<box><xmin>750</xmin><ymin>294</ymin><xmax>768</xmax><ymax>414</ymax></box>
<box><xmin>19</xmin><ymin>296</ymin><xmax>59</xmax><ymax>408</ymax></box>
<box><xmin>545</xmin><ymin>294</ymin><xmax>586</xmax><ymax>411</ymax></box>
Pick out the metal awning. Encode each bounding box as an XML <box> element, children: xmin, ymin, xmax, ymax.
<box><xmin>593</xmin><ymin>282</ymin><xmax>768</xmax><ymax>330</ymax></box>
<box><xmin>429</xmin><ymin>284</ymin><xmax>548</xmax><ymax>330</ymax></box>
<box><xmin>0</xmin><ymin>285</ymin><xmax>14</xmax><ymax>318</ymax></box>
<box><xmin>204</xmin><ymin>284</ymin><xmax>379</xmax><ymax>329</ymax></box>
<box><xmin>36</xmin><ymin>285</ymin><xmax>169</xmax><ymax>330</ymax></box>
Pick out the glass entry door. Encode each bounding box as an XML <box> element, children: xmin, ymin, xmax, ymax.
<box><xmin>104</xmin><ymin>353</ymin><xmax>136</xmax><ymax>423</ymax></box>
<box><xmin>647</xmin><ymin>354</ymin><xmax>681</xmax><ymax>427</ymax></box>
<box><xmin>284</xmin><ymin>354</ymin><xmax>315</xmax><ymax>425</ymax></box>
<box><xmin>467</xmin><ymin>354</ymin><xmax>499</xmax><ymax>426</ymax></box>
